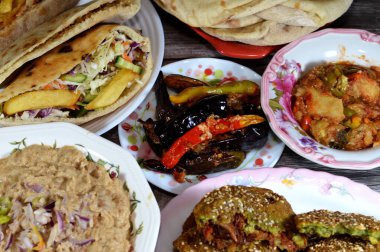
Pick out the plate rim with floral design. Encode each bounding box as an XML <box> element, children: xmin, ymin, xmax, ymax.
<box><xmin>118</xmin><ymin>58</ymin><xmax>285</xmax><ymax>194</ymax></box>
<box><xmin>156</xmin><ymin>167</ymin><xmax>380</xmax><ymax>252</ymax></box>
<box><xmin>0</xmin><ymin>122</ymin><xmax>160</xmax><ymax>252</ymax></box>
<box><xmin>261</xmin><ymin>28</ymin><xmax>380</xmax><ymax>169</ymax></box>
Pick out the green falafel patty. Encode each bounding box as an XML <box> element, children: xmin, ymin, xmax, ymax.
<box><xmin>175</xmin><ymin>186</ymin><xmax>307</xmax><ymax>252</ymax></box>
<box><xmin>306</xmin><ymin>237</ymin><xmax>379</xmax><ymax>252</ymax></box>
<box><xmin>295</xmin><ymin>210</ymin><xmax>380</xmax><ymax>245</ymax></box>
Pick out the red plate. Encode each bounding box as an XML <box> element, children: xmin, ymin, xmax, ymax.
<box><xmin>190</xmin><ymin>27</ymin><xmax>281</xmax><ymax>59</ymax></box>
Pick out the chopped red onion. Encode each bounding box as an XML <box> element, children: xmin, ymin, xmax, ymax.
<box><xmin>56</xmin><ymin>211</ymin><xmax>64</xmax><ymax>232</ymax></box>
<box><xmin>75</xmin><ymin>214</ymin><xmax>90</xmax><ymax>230</ymax></box>
<box><xmin>72</xmin><ymin>238</ymin><xmax>95</xmax><ymax>247</ymax></box>
<box><xmin>5</xmin><ymin>234</ymin><xmax>13</xmax><ymax>250</ymax></box>
<box><xmin>24</xmin><ymin>183</ymin><xmax>43</xmax><ymax>193</ymax></box>
<box><xmin>67</xmin><ymin>85</ymin><xmax>77</xmax><ymax>90</ymax></box>
<box><xmin>69</xmin><ymin>69</ymin><xmax>76</xmax><ymax>75</ymax></box>
<box><xmin>130</xmin><ymin>41</ymin><xmax>139</xmax><ymax>48</ymax></box>
<box><xmin>84</xmin><ymin>54</ymin><xmax>91</xmax><ymax>62</ymax></box>
<box><xmin>38</xmin><ymin>108</ymin><xmax>53</xmax><ymax>118</ymax></box>
<box><xmin>0</xmin><ymin>230</ymin><xmax>4</xmax><ymax>242</ymax></box>
<box><xmin>22</xmin><ymin>236</ymin><xmax>33</xmax><ymax>249</ymax></box>
<box><xmin>27</xmin><ymin>110</ymin><xmax>39</xmax><ymax>119</ymax></box>
<box><xmin>76</xmin><ymin>214</ymin><xmax>90</xmax><ymax>222</ymax></box>
<box><xmin>44</xmin><ymin>201</ymin><xmax>56</xmax><ymax>211</ymax></box>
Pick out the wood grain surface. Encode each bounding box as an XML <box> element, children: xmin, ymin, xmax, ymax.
<box><xmin>103</xmin><ymin>0</ymin><xmax>380</xmax><ymax>209</ymax></box>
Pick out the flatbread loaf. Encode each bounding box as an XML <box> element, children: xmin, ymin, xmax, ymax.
<box><xmin>0</xmin><ymin>0</ymin><xmax>79</xmax><ymax>51</ymax></box>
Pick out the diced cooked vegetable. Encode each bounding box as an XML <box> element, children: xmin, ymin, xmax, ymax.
<box><xmin>0</xmin><ymin>0</ymin><xmax>12</xmax><ymax>13</ymax></box>
<box><xmin>304</xmin><ymin>87</ymin><xmax>345</xmax><ymax>123</ymax></box>
<box><xmin>85</xmin><ymin>69</ymin><xmax>138</xmax><ymax>110</ymax></box>
<box><xmin>169</xmin><ymin>81</ymin><xmax>259</xmax><ymax>104</ymax></box>
<box><xmin>293</xmin><ymin>62</ymin><xmax>380</xmax><ymax>150</ymax></box>
<box><xmin>3</xmin><ymin>90</ymin><xmax>80</xmax><ymax>115</ymax></box>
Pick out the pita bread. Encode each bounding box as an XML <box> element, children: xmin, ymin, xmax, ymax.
<box><xmin>155</xmin><ymin>0</ymin><xmax>353</xmax><ymax>46</ymax></box>
<box><xmin>201</xmin><ymin>0</ymin><xmax>352</xmax><ymax>46</ymax></box>
<box><xmin>202</xmin><ymin>21</ymin><xmax>317</xmax><ymax>46</ymax></box>
<box><xmin>256</xmin><ymin>5</ymin><xmax>319</xmax><ymax>27</ymax></box>
<box><xmin>154</xmin><ymin>0</ymin><xmax>286</xmax><ymax>27</ymax></box>
<box><xmin>0</xmin><ymin>0</ymin><xmax>79</xmax><ymax>51</ymax></box>
<box><xmin>0</xmin><ymin>0</ymin><xmax>140</xmax><ymax>85</ymax></box>
<box><xmin>282</xmin><ymin>0</ymin><xmax>353</xmax><ymax>26</ymax></box>
<box><xmin>0</xmin><ymin>24</ymin><xmax>152</xmax><ymax>125</ymax></box>
<box><xmin>210</xmin><ymin>15</ymin><xmax>263</xmax><ymax>29</ymax></box>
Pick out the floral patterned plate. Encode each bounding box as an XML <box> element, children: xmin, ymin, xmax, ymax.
<box><xmin>262</xmin><ymin>28</ymin><xmax>380</xmax><ymax>169</ymax></box>
<box><xmin>156</xmin><ymin>168</ymin><xmax>380</xmax><ymax>252</ymax></box>
<box><xmin>0</xmin><ymin>123</ymin><xmax>160</xmax><ymax>252</ymax></box>
<box><xmin>118</xmin><ymin>58</ymin><xmax>285</xmax><ymax>194</ymax></box>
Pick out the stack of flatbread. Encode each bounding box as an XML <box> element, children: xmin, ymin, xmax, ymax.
<box><xmin>154</xmin><ymin>0</ymin><xmax>353</xmax><ymax>46</ymax></box>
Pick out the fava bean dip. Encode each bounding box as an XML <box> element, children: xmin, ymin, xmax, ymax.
<box><xmin>0</xmin><ymin>145</ymin><xmax>131</xmax><ymax>251</ymax></box>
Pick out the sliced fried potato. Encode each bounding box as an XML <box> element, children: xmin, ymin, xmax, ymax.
<box><xmin>0</xmin><ymin>0</ymin><xmax>13</xmax><ymax>14</ymax></box>
<box><xmin>85</xmin><ymin>69</ymin><xmax>138</xmax><ymax>110</ymax></box>
<box><xmin>3</xmin><ymin>90</ymin><xmax>80</xmax><ymax>115</ymax></box>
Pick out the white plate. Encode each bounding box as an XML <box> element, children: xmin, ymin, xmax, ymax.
<box><xmin>78</xmin><ymin>0</ymin><xmax>164</xmax><ymax>135</ymax></box>
<box><xmin>0</xmin><ymin>122</ymin><xmax>160</xmax><ymax>252</ymax></box>
<box><xmin>118</xmin><ymin>58</ymin><xmax>285</xmax><ymax>194</ymax></box>
<box><xmin>157</xmin><ymin>168</ymin><xmax>380</xmax><ymax>252</ymax></box>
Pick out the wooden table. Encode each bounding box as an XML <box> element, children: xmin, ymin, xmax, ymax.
<box><xmin>103</xmin><ymin>0</ymin><xmax>380</xmax><ymax>209</ymax></box>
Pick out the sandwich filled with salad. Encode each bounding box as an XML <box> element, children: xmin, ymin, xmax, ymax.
<box><xmin>0</xmin><ymin>23</ymin><xmax>151</xmax><ymax>124</ymax></box>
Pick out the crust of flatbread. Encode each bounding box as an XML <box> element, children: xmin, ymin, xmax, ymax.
<box><xmin>0</xmin><ymin>0</ymin><xmax>140</xmax><ymax>85</ymax></box>
<box><xmin>0</xmin><ymin>0</ymin><xmax>79</xmax><ymax>51</ymax></box>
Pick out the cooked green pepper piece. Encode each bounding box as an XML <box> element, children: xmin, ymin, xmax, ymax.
<box><xmin>344</xmin><ymin>107</ymin><xmax>356</xmax><ymax>117</ymax></box>
<box><xmin>169</xmin><ymin>81</ymin><xmax>259</xmax><ymax>104</ymax></box>
<box><xmin>0</xmin><ymin>215</ymin><xmax>11</xmax><ymax>224</ymax></box>
<box><xmin>323</xmin><ymin>66</ymin><xmax>348</xmax><ymax>98</ymax></box>
<box><xmin>0</xmin><ymin>197</ymin><xmax>12</xmax><ymax>215</ymax></box>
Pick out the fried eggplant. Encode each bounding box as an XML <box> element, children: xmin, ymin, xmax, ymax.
<box><xmin>141</xmin><ymin>150</ymin><xmax>245</xmax><ymax>175</ymax></box>
<box><xmin>178</xmin><ymin>150</ymin><xmax>245</xmax><ymax>174</ymax></box>
<box><xmin>164</xmin><ymin>74</ymin><xmax>209</xmax><ymax>92</ymax></box>
<box><xmin>154</xmin><ymin>71</ymin><xmax>177</xmax><ymax>123</ymax></box>
<box><xmin>155</xmin><ymin>94</ymin><xmax>229</xmax><ymax>148</ymax></box>
<box><xmin>193</xmin><ymin>122</ymin><xmax>269</xmax><ymax>153</ymax></box>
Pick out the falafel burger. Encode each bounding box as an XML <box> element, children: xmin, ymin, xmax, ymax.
<box><xmin>174</xmin><ymin>185</ymin><xmax>307</xmax><ymax>252</ymax></box>
<box><xmin>0</xmin><ymin>0</ymin><xmax>152</xmax><ymax>125</ymax></box>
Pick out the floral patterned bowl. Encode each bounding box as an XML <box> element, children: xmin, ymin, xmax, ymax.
<box><xmin>261</xmin><ymin>28</ymin><xmax>380</xmax><ymax>169</ymax></box>
<box><xmin>118</xmin><ymin>58</ymin><xmax>285</xmax><ymax>194</ymax></box>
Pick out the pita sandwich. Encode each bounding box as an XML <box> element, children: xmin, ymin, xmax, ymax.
<box><xmin>0</xmin><ymin>0</ymin><xmax>153</xmax><ymax>125</ymax></box>
<box><xmin>0</xmin><ymin>0</ymin><xmax>140</xmax><ymax>86</ymax></box>
<box><xmin>0</xmin><ymin>0</ymin><xmax>79</xmax><ymax>51</ymax></box>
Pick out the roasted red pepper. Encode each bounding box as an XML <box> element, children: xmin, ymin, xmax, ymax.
<box><xmin>161</xmin><ymin>114</ymin><xmax>265</xmax><ymax>169</ymax></box>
